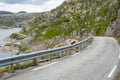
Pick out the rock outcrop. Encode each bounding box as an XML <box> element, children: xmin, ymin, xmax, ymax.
<box><xmin>105</xmin><ymin>9</ymin><xmax>120</xmax><ymax>38</ymax></box>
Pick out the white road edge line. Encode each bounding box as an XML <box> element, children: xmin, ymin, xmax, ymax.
<box><xmin>87</xmin><ymin>45</ymin><xmax>91</xmax><ymax>48</ymax></box>
<box><xmin>108</xmin><ymin>65</ymin><xmax>117</xmax><ymax>78</ymax></box>
<box><xmin>33</xmin><ymin>62</ymin><xmax>58</xmax><ymax>71</ymax></box>
<box><xmin>87</xmin><ymin>41</ymin><xmax>94</xmax><ymax>49</ymax></box>
<box><xmin>72</xmin><ymin>53</ymin><xmax>79</xmax><ymax>56</ymax></box>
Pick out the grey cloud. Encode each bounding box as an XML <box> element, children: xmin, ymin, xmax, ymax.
<box><xmin>0</xmin><ymin>0</ymin><xmax>24</xmax><ymax>4</ymax></box>
<box><xmin>0</xmin><ymin>0</ymin><xmax>49</xmax><ymax>5</ymax></box>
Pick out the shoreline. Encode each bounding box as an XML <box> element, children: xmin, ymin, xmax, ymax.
<box><xmin>0</xmin><ymin>28</ymin><xmax>22</xmax><ymax>55</ymax></box>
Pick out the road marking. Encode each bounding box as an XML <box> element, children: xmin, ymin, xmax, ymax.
<box><xmin>72</xmin><ymin>53</ymin><xmax>79</xmax><ymax>56</ymax></box>
<box><xmin>87</xmin><ymin>41</ymin><xmax>94</xmax><ymax>49</ymax></box>
<box><xmin>87</xmin><ymin>45</ymin><xmax>91</xmax><ymax>48</ymax></box>
<box><xmin>33</xmin><ymin>62</ymin><xmax>58</xmax><ymax>71</ymax></box>
<box><xmin>108</xmin><ymin>65</ymin><xmax>117</xmax><ymax>78</ymax></box>
<box><xmin>92</xmin><ymin>41</ymin><xmax>94</xmax><ymax>44</ymax></box>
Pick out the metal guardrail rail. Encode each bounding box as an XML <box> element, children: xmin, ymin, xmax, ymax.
<box><xmin>0</xmin><ymin>35</ymin><xmax>93</xmax><ymax>68</ymax></box>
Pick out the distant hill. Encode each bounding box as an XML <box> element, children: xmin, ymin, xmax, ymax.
<box><xmin>17</xmin><ymin>11</ymin><xmax>27</xmax><ymax>14</ymax></box>
<box><xmin>0</xmin><ymin>11</ymin><xmax>13</xmax><ymax>15</ymax></box>
<box><xmin>0</xmin><ymin>13</ymin><xmax>43</xmax><ymax>29</ymax></box>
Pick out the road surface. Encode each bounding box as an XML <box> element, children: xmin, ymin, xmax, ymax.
<box><xmin>7</xmin><ymin>37</ymin><xmax>120</xmax><ymax>80</ymax></box>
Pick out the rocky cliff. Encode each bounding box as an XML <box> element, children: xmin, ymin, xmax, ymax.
<box><xmin>113</xmin><ymin>9</ymin><xmax>120</xmax><ymax>38</ymax></box>
<box><xmin>105</xmin><ymin>9</ymin><xmax>120</xmax><ymax>42</ymax></box>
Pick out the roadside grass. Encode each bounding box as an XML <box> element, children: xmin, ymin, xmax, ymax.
<box><xmin>0</xmin><ymin>66</ymin><xmax>9</xmax><ymax>78</ymax></box>
<box><xmin>115</xmin><ymin>37</ymin><xmax>120</xmax><ymax>43</ymax></box>
<box><xmin>117</xmin><ymin>73</ymin><xmax>120</xmax><ymax>80</ymax></box>
<box><xmin>0</xmin><ymin>53</ymin><xmax>60</xmax><ymax>78</ymax></box>
<box><xmin>0</xmin><ymin>69</ymin><xmax>3</xmax><ymax>78</ymax></box>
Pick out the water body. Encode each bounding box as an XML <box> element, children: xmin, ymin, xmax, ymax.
<box><xmin>0</xmin><ymin>28</ymin><xmax>21</xmax><ymax>58</ymax></box>
<box><xmin>0</xmin><ymin>28</ymin><xmax>21</xmax><ymax>46</ymax></box>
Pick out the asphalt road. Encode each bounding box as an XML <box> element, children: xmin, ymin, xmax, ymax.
<box><xmin>7</xmin><ymin>37</ymin><xmax>120</xmax><ymax>80</ymax></box>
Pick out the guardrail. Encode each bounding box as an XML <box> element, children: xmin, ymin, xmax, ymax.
<box><xmin>0</xmin><ymin>35</ymin><xmax>93</xmax><ymax>72</ymax></box>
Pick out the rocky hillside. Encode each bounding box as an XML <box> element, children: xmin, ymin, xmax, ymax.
<box><xmin>113</xmin><ymin>9</ymin><xmax>120</xmax><ymax>38</ymax></box>
<box><xmin>105</xmin><ymin>9</ymin><xmax>120</xmax><ymax>42</ymax></box>
<box><xmin>0</xmin><ymin>13</ymin><xmax>42</xmax><ymax>29</ymax></box>
<box><xmin>22</xmin><ymin>0</ymin><xmax>119</xmax><ymax>37</ymax></box>
<box><xmin>105</xmin><ymin>9</ymin><xmax>120</xmax><ymax>36</ymax></box>
<box><xmin>4</xmin><ymin>0</ymin><xmax>120</xmax><ymax>54</ymax></box>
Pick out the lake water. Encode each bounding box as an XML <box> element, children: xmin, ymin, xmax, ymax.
<box><xmin>0</xmin><ymin>28</ymin><xmax>21</xmax><ymax>58</ymax></box>
<box><xmin>0</xmin><ymin>28</ymin><xmax>22</xmax><ymax>46</ymax></box>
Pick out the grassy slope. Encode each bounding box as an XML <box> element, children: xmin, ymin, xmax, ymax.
<box><xmin>21</xmin><ymin>0</ymin><xmax>119</xmax><ymax>42</ymax></box>
<box><xmin>10</xmin><ymin>0</ymin><xmax>119</xmax><ymax>51</ymax></box>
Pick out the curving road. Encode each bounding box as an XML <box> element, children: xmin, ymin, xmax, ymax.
<box><xmin>7</xmin><ymin>37</ymin><xmax>120</xmax><ymax>80</ymax></box>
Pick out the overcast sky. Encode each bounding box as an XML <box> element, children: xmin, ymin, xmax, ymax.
<box><xmin>0</xmin><ymin>0</ymin><xmax>64</xmax><ymax>13</ymax></box>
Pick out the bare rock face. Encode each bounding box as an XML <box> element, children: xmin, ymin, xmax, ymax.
<box><xmin>105</xmin><ymin>21</ymin><xmax>116</xmax><ymax>36</ymax></box>
<box><xmin>105</xmin><ymin>9</ymin><xmax>120</xmax><ymax>37</ymax></box>
<box><xmin>112</xmin><ymin>9</ymin><xmax>120</xmax><ymax>37</ymax></box>
<box><xmin>113</xmin><ymin>20</ymin><xmax>120</xmax><ymax>37</ymax></box>
<box><xmin>118</xmin><ymin>9</ymin><xmax>120</xmax><ymax>19</ymax></box>
<box><xmin>65</xmin><ymin>39</ymin><xmax>78</xmax><ymax>45</ymax></box>
<box><xmin>54</xmin><ymin>39</ymin><xmax>78</xmax><ymax>48</ymax></box>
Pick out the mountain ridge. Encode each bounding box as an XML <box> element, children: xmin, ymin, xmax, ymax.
<box><xmin>0</xmin><ymin>11</ymin><xmax>13</xmax><ymax>15</ymax></box>
<box><xmin>0</xmin><ymin>12</ymin><xmax>43</xmax><ymax>29</ymax></box>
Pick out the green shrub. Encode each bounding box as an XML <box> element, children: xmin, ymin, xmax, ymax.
<box><xmin>14</xmin><ymin>61</ymin><xmax>36</xmax><ymax>70</ymax></box>
<box><xmin>63</xmin><ymin>17</ymin><xmax>70</xmax><ymax>22</ymax></box>
<box><xmin>5</xmin><ymin>43</ymin><xmax>12</xmax><ymax>46</ymax></box>
<box><xmin>44</xmin><ymin>27</ymin><xmax>63</xmax><ymax>39</ymax></box>
<box><xmin>3</xmin><ymin>66</ymin><xmax>9</xmax><ymax>72</ymax></box>
<box><xmin>10</xmin><ymin>33</ymin><xmax>19</xmax><ymax>39</ymax></box>
<box><xmin>117</xmin><ymin>73</ymin><xmax>120</xmax><ymax>80</ymax></box>
<box><xmin>13</xmin><ymin>44</ymin><xmax>28</xmax><ymax>52</ymax></box>
<box><xmin>115</xmin><ymin>37</ymin><xmax>120</xmax><ymax>43</ymax></box>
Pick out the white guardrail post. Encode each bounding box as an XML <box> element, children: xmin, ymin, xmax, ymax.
<box><xmin>0</xmin><ymin>35</ymin><xmax>93</xmax><ymax>73</ymax></box>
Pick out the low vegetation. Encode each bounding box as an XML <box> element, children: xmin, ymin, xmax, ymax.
<box><xmin>10</xmin><ymin>33</ymin><xmax>20</xmax><ymax>39</ymax></box>
<box><xmin>115</xmin><ymin>37</ymin><xmax>120</xmax><ymax>43</ymax></box>
<box><xmin>117</xmin><ymin>73</ymin><xmax>120</xmax><ymax>80</ymax></box>
<box><xmin>5</xmin><ymin>43</ymin><xmax>29</xmax><ymax>54</ymax></box>
<box><xmin>0</xmin><ymin>60</ymin><xmax>37</xmax><ymax>78</ymax></box>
